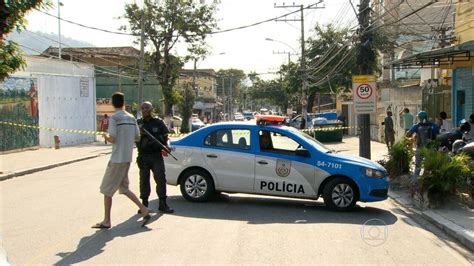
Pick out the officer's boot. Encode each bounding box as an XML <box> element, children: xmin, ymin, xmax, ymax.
<box><xmin>138</xmin><ymin>198</ymin><xmax>149</xmax><ymax>214</ymax></box>
<box><xmin>158</xmin><ymin>198</ymin><xmax>174</xmax><ymax>214</ymax></box>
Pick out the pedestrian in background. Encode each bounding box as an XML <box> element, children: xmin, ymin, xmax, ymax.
<box><xmin>399</xmin><ymin>108</ymin><xmax>414</xmax><ymax>133</ymax></box>
<box><xmin>136</xmin><ymin>101</ymin><xmax>174</xmax><ymax>214</ymax></box>
<box><xmin>406</xmin><ymin>111</ymin><xmax>440</xmax><ymax>179</ymax></box>
<box><xmin>437</xmin><ymin>111</ymin><xmax>452</xmax><ymax>133</ymax></box>
<box><xmin>383</xmin><ymin>111</ymin><xmax>395</xmax><ymax>150</ymax></box>
<box><xmin>93</xmin><ymin>92</ymin><xmax>151</xmax><ymax>229</ymax></box>
<box><xmin>100</xmin><ymin>114</ymin><xmax>109</xmax><ymax>144</ymax></box>
<box><xmin>465</xmin><ymin>114</ymin><xmax>474</xmax><ymax>142</ymax></box>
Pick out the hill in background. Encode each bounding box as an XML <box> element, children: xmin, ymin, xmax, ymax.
<box><xmin>7</xmin><ymin>31</ymin><xmax>95</xmax><ymax>55</ymax></box>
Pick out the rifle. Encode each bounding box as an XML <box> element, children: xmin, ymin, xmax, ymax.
<box><xmin>141</xmin><ymin>127</ymin><xmax>178</xmax><ymax>161</ymax></box>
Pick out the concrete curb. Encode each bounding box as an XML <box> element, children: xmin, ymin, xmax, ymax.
<box><xmin>0</xmin><ymin>152</ymin><xmax>111</xmax><ymax>182</ymax></box>
<box><xmin>389</xmin><ymin>191</ymin><xmax>474</xmax><ymax>252</ymax></box>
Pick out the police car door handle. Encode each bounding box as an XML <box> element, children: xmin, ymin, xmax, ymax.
<box><xmin>206</xmin><ymin>154</ymin><xmax>218</xmax><ymax>158</ymax></box>
<box><xmin>257</xmin><ymin>160</ymin><xmax>268</xmax><ymax>165</ymax></box>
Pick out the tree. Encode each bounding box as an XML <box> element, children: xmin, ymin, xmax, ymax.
<box><xmin>0</xmin><ymin>0</ymin><xmax>50</xmax><ymax>81</ymax></box>
<box><xmin>248</xmin><ymin>78</ymin><xmax>288</xmax><ymax>112</ymax></box>
<box><xmin>124</xmin><ymin>0</ymin><xmax>217</xmax><ymax>116</ymax></box>
<box><xmin>216</xmin><ymin>69</ymin><xmax>246</xmax><ymax>98</ymax></box>
<box><xmin>215</xmin><ymin>68</ymin><xmax>246</xmax><ymax>114</ymax></box>
<box><xmin>178</xmin><ymin>83</ymin><xmax>195</xmax><ymax>133</ymax></box>
<box><xmin>304</xmin><ymin>23</ymin><xmax>395</xmax><ymax>112</ymax></box>
<box><xmin>278</xmin><ymin>62</ymin><xmax>302</xmax><ymax>109</ymax></box>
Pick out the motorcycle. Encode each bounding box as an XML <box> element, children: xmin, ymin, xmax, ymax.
<box><xmin>437</xmin><ymin>119</ymin><xmax>471</xmax><ymax>153</ymax></box>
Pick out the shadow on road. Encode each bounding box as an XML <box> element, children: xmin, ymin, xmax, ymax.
<box><xmin>166</xmin><ymin>194</ymin><xmax>398</xmax><ymax>226</ymax></box>
<box><xmin>54</xmin><ymin>213</ymin><xmax>160</xmax><ymax>266</ymax></box>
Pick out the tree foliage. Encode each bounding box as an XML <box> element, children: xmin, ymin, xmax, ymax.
<box><xmin>247</xmin><ymin>76</ymin><xmax>288</xmax><ymax>112</ymax></box>
<box><xmin>124</xmin><ymin>0</ymin><xmax>217</xmax><ymax>116</ymax></box>
<box><xmin>178</xmin><ymin>83</ymin><xmax>195</xmax><ymax>133</ymax></box>
<box><xmin>275</xmin><ymin>22</ymin><xmax>396</xmax><ymax>113</ymax></box>
<box><xmin>215</xmin><ymin>68</ymin><xmax>246</xmax><ymax>98</ymax></box>
<box><xmin>0</xmin><ymin>0</ymin><xmax>50</xmax><ymax>81</ymax></box>
<box><xmin>306</xmin><ymin>24</ymin><xmax>355</xmax><ymax>94</ymax></box>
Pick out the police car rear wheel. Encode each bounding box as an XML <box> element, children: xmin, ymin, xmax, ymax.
<box><xmin>323</xmin><ymin>177</ymin><xmax>357</xmax><ymax>211</ymax></box>
<box><xmin>180</xmin><ymin>169</ymin><xmax>214</xmax><ymax>202</ymax></box>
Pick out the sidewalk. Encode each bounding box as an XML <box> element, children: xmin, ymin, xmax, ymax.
<box><xmin>0</xmin><ymin>142</ymin><xmax>112</xmax><ymax>181</ymax></box>
<box><xmin>389</xmin><ymin>189</ymin><xmax>474</xmax><ymax>251</ymax></box>
<box><xmin>328</xmin><ymin>137</ymin><xmax>473</xmax><ymax>252</ymax></box>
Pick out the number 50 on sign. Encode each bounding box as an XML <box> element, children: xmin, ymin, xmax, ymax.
<box><xmin>352</xmin><ymin>75</ymin><xmax>377</xmax><ymax>114</ymax></box>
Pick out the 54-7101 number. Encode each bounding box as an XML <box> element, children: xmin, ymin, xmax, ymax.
<box><xmin>317</xmin><ymin>161</ymin><xmax>342</xmax><ymax>169</ymax></box>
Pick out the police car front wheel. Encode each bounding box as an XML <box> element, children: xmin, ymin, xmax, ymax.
<box><xmin>180</xmin><ymin>169</ymin><xmax>215</xmax><ymax>202</ymax></box>
<box><xmin>323</xmin><ymin>177</ymin><xmax>357</xmax><ymax>211</ymax></box>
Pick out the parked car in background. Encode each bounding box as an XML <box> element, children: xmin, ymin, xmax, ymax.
<box><xmin>173</xmin><ymin>116</ymin><xmax>182</xmax><ymax>129</ymax></box>
<box><xmin>289</xmin><ymin>113</ymin><xmax>318</xmax><ymax>129</ymax></box>
<box><xmin>243</xmin><ymin>111</ymin><xmax>254</xmax><ymax>120</ymax></box>
<box><xmin>234</xmin><ymin>112</ymin><xmax>244</xmax><ymax>121</ymax></box>
<box><xmin>191</xmin><ymin>116</ymin><xmax>206</xmax><ymax>131</ymax></box>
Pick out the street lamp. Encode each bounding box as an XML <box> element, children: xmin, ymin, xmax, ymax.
<box><xmin>265</xmin><ymin>38</ymin><xmax>298</xmax><ymax>53</ymax></box>
<box><xmin>265</xmin><ymin>37</ymin><xmax>298</xmax><ymax>63</ymax></box>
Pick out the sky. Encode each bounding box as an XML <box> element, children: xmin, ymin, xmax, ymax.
<box><xmin>24</xmin><ymin>0</ymin><xmax>358</xmax><ymax>77</ymax></box>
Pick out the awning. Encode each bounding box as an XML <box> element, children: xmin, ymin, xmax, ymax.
<box><xmin>193</xmin><ymin>101</ymin><xmax>217</xmax><ymax>110</ymax></box>
<box><xmin>385</xmin><ymin>40</ymin><xmax>474</xmax><ymax>69</ymax></box>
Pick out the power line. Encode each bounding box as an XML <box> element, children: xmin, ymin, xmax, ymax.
<box><xmin>35</xmin><ymin>3</ymin><xmax>325</xmax><ymax>37</ymax></box>
<box><xmin>308</xmin><ymin>0</ymin><xmax>437</xmax><ymax>88</ymax></box>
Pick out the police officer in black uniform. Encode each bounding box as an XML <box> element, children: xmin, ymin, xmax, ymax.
<box><xmin>136</xmin><ymin>101</ymin><xmax>174</xmax><ymax>213</ymax></box>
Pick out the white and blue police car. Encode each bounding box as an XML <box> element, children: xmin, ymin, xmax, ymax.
<box><xmin>164</xmin><ymin>115</ymin><xmax>388</xmax><ymax>211</ymax></box>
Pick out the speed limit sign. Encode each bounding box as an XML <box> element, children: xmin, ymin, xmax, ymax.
<box><xmin>352</xmin><ymin>75</ymin><xmax>376</xmax><ymax>114</ymax></box>
<box><xmin>356</xmin><ymin>84</ymin><xmax>372</xmax><ymax>99</ymax></box>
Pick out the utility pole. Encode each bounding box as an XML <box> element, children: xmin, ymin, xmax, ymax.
<box><xmin>272</xmin><ymin>50</ymin><xmax>298</xmax><ymax>64</ymax></box>
<box><xmin>57</xmin><ymin>0</ymin><xmax>62</xmax><ymax>59</ymax></box>
<box><xmin>229</xmin><ymin>77</ymin><xmax>233</xmax><ymax>120</ymax></box>
<box><xmin>220</xmin><ymin>75</ymin><xmax>226</xmax><ymax>120</ymax></box>
<box><xmin>357</xmin><ymin>0</ymin><xmax>372</xmax><ymax>159</ymax></box>
<box><xmin>300</xmin><ymin>4</ymin><xmax>308</xmax><ymax>121</ymax></box>
<box><xmin>137</xmin><ymin>9</ymin><xmax>146</xmax><ymax>116</ymax></box>
<box><xmin>193</xmin><ymin>58</ymin><xmax>198</xmax><ymax>97</ymax></box>
<box><xmin>434</xmin><ymin>26</ymin><xmax>452</xmax><ymax>48</ymax></box>
<box><xmin>274</xmin><ymin>1</ymin><xmax>324</xmax><ymax>122</ymax></box>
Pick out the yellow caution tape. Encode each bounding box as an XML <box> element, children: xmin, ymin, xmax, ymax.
<box><xmin>301</xmin><ymin>126</ymin><xmax>363</xmax><ymax>132</ymax></box>
<box><xmin>0</xmin><ymin>121</ymin><xmax>188</xmax><ymax>137</ymax></box>
<box><xmin>1</xmin><ymin>121</ymin><xmax>367</xmax><ymax>137</ymax></box>
<box><xmin>0</xmin><ymin>121</ymin><xmax>105</xmax><ymax>135</ymax></box>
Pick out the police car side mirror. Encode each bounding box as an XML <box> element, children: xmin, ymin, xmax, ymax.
<box><xmin>295</xmin><ymin>148</ymin><xmax>310</xmax><ymax>157</ymax></box>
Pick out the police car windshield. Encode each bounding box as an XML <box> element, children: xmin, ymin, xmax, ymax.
<box><xmin>286</xmin><ymin>127</ymin><xmax>331</xmax><ymax>153</ymax></box>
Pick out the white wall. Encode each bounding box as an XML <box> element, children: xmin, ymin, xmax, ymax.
<box><xmin>15</xmin><ymin>56</ymin><xmax>96</xmax><ymax>148</ymax></box>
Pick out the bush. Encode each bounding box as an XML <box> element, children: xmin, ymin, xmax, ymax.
<box><xmin>419</xmin><ymin>149</ymin><xmax>471</xmax><ymax>204</ymax></box>
<box><xmin>385</xmin><ymin>138</ymin><xmax>414</xmax><ymax>178</ymax></box>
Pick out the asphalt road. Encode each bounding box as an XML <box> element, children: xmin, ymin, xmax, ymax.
<box><xmin>0</xmin><ymin>152</ymin><xmax>471</xmax><ymax>265</ymax></box>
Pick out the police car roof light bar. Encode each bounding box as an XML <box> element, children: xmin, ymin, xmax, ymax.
<box><xmin>255</xmin><ymin>115</ymin><xmax>286</xmax><ymax>126</ymax></box>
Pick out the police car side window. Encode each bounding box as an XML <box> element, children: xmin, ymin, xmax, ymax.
<box><xmin>260</xmin><ymin>130</ymin><xmax>300</xmax><ymax>154</ymax></box>
<box><xmin>204</xmin><ymin>129</ymin><xmax>251</xmax><ymax>150</ymax></box>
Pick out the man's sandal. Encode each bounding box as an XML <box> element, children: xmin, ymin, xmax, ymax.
<box><xmin>91</xmin><ymin>223</ymin><xmax>111</xmax><ymax>229</ymax></box>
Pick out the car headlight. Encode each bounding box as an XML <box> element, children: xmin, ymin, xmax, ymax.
<box><xmin>365</xmin><ymin>168</ymin><xmax>385</xmax><ymax>178</ymax></box>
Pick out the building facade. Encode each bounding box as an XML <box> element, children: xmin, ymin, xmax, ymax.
<box><xmin>0</xmin><ymin>56</ymin><xmax>96</xmax><ymax>150</ymax></box>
